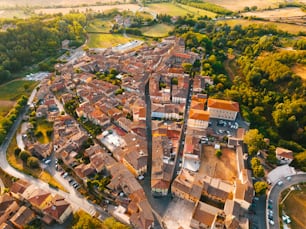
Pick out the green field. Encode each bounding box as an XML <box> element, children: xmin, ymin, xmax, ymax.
<box><xmin>87</xmin><ymin>19</ymin><xmax>113</xmax><ymax>33</ymax></box>
<box><xmin>87</xmin><ymin>33</ymin><xmax>133</xmax><ymax>48</ymax></box>
<box><xmin>147</xmin><ymin>3</ymin><xmax>217</xmax><ymax>18</ymax></box>
<box><xmin>218</xmin><ymin>19</ymin><xmax>306</xmax><ymax>35</ymax></box>
<box><xmin>140</xmin><ymin>23</ymin><xmax>174</xmax><ymax>37</ymax></box>
<box><xmin>0</xmin><ymin>80</ymin><xmax>37</xmax><ymax>101</ymax></box>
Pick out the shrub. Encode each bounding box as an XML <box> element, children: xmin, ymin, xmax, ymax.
<box><xmin>27</xmin><ymin>156</ymin><xmax>40</xmax><ymax>169</ymax></box>
<box><xmin>19</xmin><ymin>151</ymin><xmax>31</xmax><ymax>162</ymax></box>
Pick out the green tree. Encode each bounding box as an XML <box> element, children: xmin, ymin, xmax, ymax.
<box><xmin>104</xmin><ymin>217</ymin><xmax>130</xmax><ymax>229</ymax></box>
<box><xmin>254</xmin><ymin>181</ymin><xmax>268</xmax><ymax>195</ymax></box>
<box><xmin>72</xmin><ymin>211</ymin><xmax>105</xmax><ymax>229</ymax></box>
<box><xmin>215</xmin><ymin>149</ymin><xmax>222</xmax><ymax>158</ymax></box>
<box><xmin>19</xmin><ymin>151</ymin><xmax>31</xmax><ymax>162</ymax></box>
<box><xmin>244</xmin><ymin>129</ymin><xmax>266</xmax><ymax>155</ymax></box>
<box><xmin>27</xmin><ymin>156</ymin><xmax>40</xmax><ymax>168</ymax></box>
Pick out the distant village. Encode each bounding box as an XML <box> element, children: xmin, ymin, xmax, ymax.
<box><xmin>0</xmin><ymin>36</ymin><xmax>297</xmax><ymax>229</ymax></box>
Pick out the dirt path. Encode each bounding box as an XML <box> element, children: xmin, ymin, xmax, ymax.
<box><xmin>224</xmin><ymin>55</ymin><xmax>236</xmax><ymax>81</ymax></box>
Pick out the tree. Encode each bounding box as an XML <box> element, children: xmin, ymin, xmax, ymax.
<box><xmin>254</xmin><ymin>181</ymin><xmax>268</xmax><ymax>195</ymax></box>
<box><xmin>72</xmin><ymin>211</ymin><xmax>104</xmax><ymax>229</ymax></box>
<box><xmin>14</xmin><ymin>147</ymin><xmax>21</xmax><ymax>156</ymax></box>
<box><xmin>27</xmin><ymin>156</ymin><xmax>40</xmax><ymax>168</ymax></box>
<box><xmin>19</xmin><ymin>151</ymin><xmax>31</xmax><ymax>162</ymax></box>
<box><xmin>253</xmin><ymin>164</ymin><xmax>265</xmax><ymax>178</ymax></box>
<box><xmin>244</xmin><ymin>129</ymin><xmax>266</xmax><ymax>155</ymax></box>
<box><xmin>182</xmin><ymin>63</ymin><xmax>193</xmax><ymax>74</ymax></box>
<box><xmin>104</xmin><ymin>217</ymin><xmax>130</xmax><ymax>229</ymax></box>
<box><xmin>215</xmin><ymin>149</ymin><xmax>222</xmax><ymax>158</ymax></box>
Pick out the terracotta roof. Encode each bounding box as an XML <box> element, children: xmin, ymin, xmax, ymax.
<box><xmin>276</xmin><ymin>147</ymin><xmax>294</xmax><ymax>159</ymax></box>
<box><xmin>10</xmin><ymin>179</ymin><xmax>30</xmax><ymax>195</ymax></box>
<box><xmin>43</xmin><ymin>197</ymin><xmax>71</xmax><ymax>221</ymax></box>
<box><xmin>192</xmin><ymin>202</ymin><xmax>221</xmax><ymax>227</ymax></box>
<box><xmin>10</xmin><ymin>206</ymin><xmax>35</xmax><ymax>227</ymax></box>
<box><xmin>189</xmin><ymin>109</ymin><xmax>210</xmax><ymax>121</ymax></box>
<box><xmin>208</xmin><ymin>98</ymin><xmax>239</xmax><ymax>112</ymax></box>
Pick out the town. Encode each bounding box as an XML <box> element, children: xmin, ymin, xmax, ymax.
<box><xmin>0</xmin><ymin>35</ymin><xmax>304</xmax><ymax>229</ymax></box>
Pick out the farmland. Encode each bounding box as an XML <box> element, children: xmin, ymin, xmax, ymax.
<box><xmin>217</xmin><ymin>19</ymin><xmax>306</xmax><ymax>35</ymax></box>
<box><xmin>87</xmin><ymin>19</ymin><xmax>113</xmax><ymax>33</ymax></box>
<box><xmin>202</xmin><ymin>0</ymin><xmax>286</xmax><ymax>11</ymax></box>
<box><xmin>34</xmin><ymin>4</ymin><xmax>139</xmax><ymax>15</ymax></box>
<box><xmin>242</xmin><ymin>7</ymin><xmax>305</xmax><ymax>19</ymax></box>
<box><xmin>292</xmin><ymin>64</ymin><xmax>306</xmax><ymax>81</ymax></box>
<box><xmin>146</xmin><ymin>3</ymin><xmax>217</xmax><ymax>17</ymax></box>
<box><xmin>140</xmin><ymin>23</ymin><xmax>174</xmax><ymax>37</ymax></box>
<box><xmin>0</xmin><ymin>0</ymin><xmax>127</xmax><ymax>8</ymax></box>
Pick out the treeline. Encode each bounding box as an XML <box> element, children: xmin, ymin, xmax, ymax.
<box><xmin>0</xmin><ymin>13</ymin><xmax>87</xmax><ymax>84</ymax></box>
<box><xmin>0</xmin><ymin>95</ymin><xmax>28</xmax><ymax>143</ymax></box>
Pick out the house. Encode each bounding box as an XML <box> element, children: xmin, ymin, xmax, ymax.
<box><xmin>9</xmin><ymin>206</ymin><xmax>35</xmax><ymax>229</ymax></box>
<box><xmin>187</xmin><ymin>109</ymin><xmax>210</xmax><ymax>129</ymax></box>
<box><xmin>74</xmin><ymin>163</ymin><xmax>96</xmax><ymax>179</ymax></box>
<box><xmin>129</xmin><ymin>199</ymin><xmax>154</xmax><ymax>229</ymax></box>
<box><xmin>0</xmin><ymin>222</ymin><xmax>14</xmax><ymax>229</ymax></box>
<box><xmin>28</xmin><ymin>143</ymin><xmax>52</xmax><ymax>159</ymax></box>
<box><xmin>23</xmin><ymin>187</ymin><xmax>52</xmax><ymax>212</ymax></box>
<box><xmin>207</xmin><ymin>98</ymin><xmax>240</xmax><ymax>121</ymax></box>
<box><xmin>234</xmin><ymin>179</ymin><xmax>253</xmax><ymax>210</ymax></box>
<box><xmin>90</xmin><ymin>152</ymin><xmax>117</xmax><ymax>172</ymax></box>
<box><xmin>0</xmin><ymin>194</ymin><xmax>19</xmax><ymax>225</ymax></box>
<box><xmin>276</xmin><ymin>147</ymin><xmax>294</xmax><ymax>165</ymax></box>
<box><xmin>171</xmin><ymin>169</ymin><xmax>204</xmax><ymax>202</ymax></box>
<box><xmin>190</xmin><ymin>201</ymin><xmax>223</xmax><ymax>229</ymax></box>
<box><xmin>43</xmin><ymin>195</ymin><xmax>72</xmax><ymax>224</ymax></box>
<box><xmin>10</xmin><ymin>180</ymin><xmax>30</xmax><ymax>200</ymax></box>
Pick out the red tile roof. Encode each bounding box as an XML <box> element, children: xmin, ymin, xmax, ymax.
<box><xmin>208</xmin><ymin>98</ymin><xmax>239</xmax><ymax>112</ymax></box>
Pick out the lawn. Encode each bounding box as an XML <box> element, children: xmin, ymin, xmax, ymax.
<box><xmin>6</xmin><ymin>133</ymin><xmax>65</xmax><ymax>191</ymax></box>
<box><xmin>35</xmin><ymin>118</ymin><xmax>53</xmax><ymax>144</ymax></box>
<box><xmin>199</xmin><ymin>145</ymin><xmax>237</xmax><ymax>183</ymax></box>
<box><xmin>283</xmin><ymin>184</ymin><xmax>306</xmax><ymax>229</ymax></box>
<box><xmin>87</xmin><ymin>33</ymin><xmax>133</xmax><ymax>48</ymax></box>
<box><xmin>140</xmin><ymin>23</ymin><xmax>175</xmax><ymax>37</ymax></box>
<box><xmin>86</xmin><ymin>19</ymin><xmax>113</xmax><ymax>33</ymax></box>
<box><xmin>218</xmin><ymin>19</ymin><xmax>306</xmax><ymax>35</ymax></box>
<box><xmin>146</xmin><ymin>3</ymin><xmax>216</xmax><ymax>17</ymax></box>
<box><xmin>0</xmin><ymin>80</ymin><xmax>37</xmax><ymax>101</ymax></box>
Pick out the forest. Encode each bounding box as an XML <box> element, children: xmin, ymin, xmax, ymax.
<box><xmin>0</xmin><ymin>13</ymin><xmax>86</xmax><ymax>84</ymax></box>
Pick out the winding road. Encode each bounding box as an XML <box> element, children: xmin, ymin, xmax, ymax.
<box><xmin>267</xmin><ymin>173</ymin><xmax>306</xmax><ymax>229</ymax></box>
<box><xmin>0</xmin><ymin>86</ymin><xmax>109</xmax><ymax>219</ymax></box>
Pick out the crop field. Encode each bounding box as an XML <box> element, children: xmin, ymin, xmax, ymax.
<box><xmin>0</xmin><ymin>0</ymin><xmax>127</xmax><ymax>8</ymax></box>
<box><xmin>202</xmin><ymin>0</ymin><xmax>286</xmax><ymax>11</ymax></box>
<box><xmin>218</xmin><ymin>19</ymin><xmax>306</xmax><ymax>35</ymax></box>
<box><xmin>87</xmin><ymin>33</ymin><xmax>133</xmax><ymax>48</ymax></box>
<box><xmin>283</xmin><ymin>185</ymin><xmax>306</xmax><ymax>229</ymax></box>
<box><xmin>140</xmin><ymin>23</ymin><xmax>174</xmax><ymax>37</ymax></box>
<box><xmin>34</xmin><ymin>4</ymin><xmax>139</xmax><ymax>15</ymax></box>
<box><xmin>146</xmin><ymin>3</ymin><xmax>217</xmax><ymax>17</ymax></box>
<box><xmin>242</xmin><ymin>7</ymin><xmax>306</xmax><ymax>19</ymax></box>
<box><xmin>0</xmin><ymin>9</ymin><xmax>28</xmax><ymax>18</ymax></box>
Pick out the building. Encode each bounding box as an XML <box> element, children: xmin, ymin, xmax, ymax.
<box><xmin>187</xmin><ymin>109</ymin><xmax>210</xmax><ymax>129</ymax></box>
<box><xmin>207</xmin><ymin>98</ymin><xmax>239</xmax><ymax>121</ymax></box>
<box><xmin>10</xmin><ymin>206</ymin><xmax>35</xmax><ymax>229</ymax></box>
<box><xmin>43</xmin><ymin>195</ymin><xmax>72</xmax><ymax>224</ymax></box>
<box><xmin>276</xmin><ymin>147</ymin><xmax>294</xmax><ymax>165</ymax></box>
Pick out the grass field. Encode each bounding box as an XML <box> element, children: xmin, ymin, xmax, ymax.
<box><xmin>202</xmin><ymin>0</ymin><xmax>285</xmax><ymax>11</ymax></box>
<box><xmin>146</xmin><ymin>3</ymin><xmax>217</xmax><ymax>17</ymax></box>
<box><xmin>87</xmin><ymin>19</ymin><xmax>113</xmax><ymax>33</ymax></box>
<box><xmin>199</xmin><ymin>146</ymin><xmax>237</xmax><ymax>183</ymax></box>
<box><xmin>87</xmin><ymin>33</ymin><xmax>133</xmax><ymax>48</ymax></box>
<box><xmin>283</xmin><ymin>184</ymin><xmax>306</xmax><ymax>229</ymax></box>
<box><xmin>218</xmin><ymin>19</ymin><xmax>306</xmax><ymax>35</ymax></box>
<box><xmin>6</xmin><ymin>134</ymin><xmax>65</xmax><ymax>191</ymax></box>
<box><xmin>0</xmin><ymin>100</ymin><xmax>15</xmax><ymax>121</ymax></box>
<box><xmin>0</xmin><ymin>10</ymin><xmax>28</xmax><ymax>18</ymax></box>
<box><xmin>140</xmin><ymin>23</ymin><xmax>174</xmax><ymax>37</ymax></box>
<box><xmin>35</xmin><ymin>118</ymin><xmax>53</xmax><ymax>144</ymax></box>
<box><xmin>0</xmin><ymin>80</ymin><xmax>37</xmax><ymax>101</ymax></box>
<box><xmin>292</xmin><ymin>64</ymin><xmax>306</xmax><ymax>80</ymax></box>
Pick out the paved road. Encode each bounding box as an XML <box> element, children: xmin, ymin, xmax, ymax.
<box><xmin>0</xmin><ymin>87</ymin><xmax>109</xmax><ymax>219</ymax></box>
<box><xmin>267</xmin><ymin>174</ymin><xmax>306</xmax><ymax>229</ymax></box>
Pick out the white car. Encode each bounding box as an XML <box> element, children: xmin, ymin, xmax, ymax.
<box><xmin>269</xmin><ymin>220</ymin><xmax>275</xmax><ymax>225</ymax></box>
